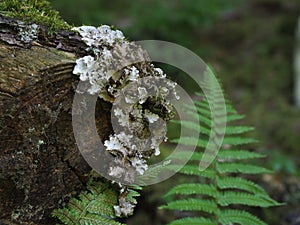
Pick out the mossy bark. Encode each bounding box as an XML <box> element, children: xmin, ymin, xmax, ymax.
<box><xmin>0</xmin><ymin>15</ymin><xmax>111</xmax><ymax>224</ymax></box>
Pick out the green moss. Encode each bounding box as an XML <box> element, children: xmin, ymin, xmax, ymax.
<box><xmin>0</xmin><ymin>0</ymin><xmax>71</xmax><ymax>32</ymax></box>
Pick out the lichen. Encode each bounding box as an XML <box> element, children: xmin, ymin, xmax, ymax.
<box><xmin>72</xmin><ymin>24</ymin><xmax>179</xmax><ymax>217</ymax></box>
<box><xmin>18</xmin><ymin>23</ymin><xmax>39</xmax><ymax>43</ymax></box>
<box><xmin>113</xmin><ymin>197</ymin><xmax>135</xmax><ymax>217</ymax></box>
<box><xmin>0</xmin><ymin>0</ymin><xmax>71</xmax><ymax>32</ymax></box>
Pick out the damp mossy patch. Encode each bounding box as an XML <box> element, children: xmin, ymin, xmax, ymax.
<box><xmin>0</xmin><ymin>0</ymin><xmax>71</xmax><ymax>32</ymax></box>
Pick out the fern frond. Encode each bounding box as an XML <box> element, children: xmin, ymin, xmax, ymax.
<box><xmin>164</xmin><ymin>183</ymin><xmax>216</xmax><ymax>198</ymax></box>
<box><xmin>174</xmin><ymin>164</ymin><xmax>215</xmax><ymax>179</ymax></box>
<box><xmin>172</xmin><ymin>120</ymin><xmax>210</xmax><ymax>134</ymax></box>
<box><xmin>170</xmin><ymin>137</ymin><xmax>207</xmax><ymax>148</ymax></box>
<box><xmin>219</xmin><ymin>210</ymin><xmax>267</xmax><ymax>225</ymax></box>
<box><xmin>168</xmin><ymin>151</ymin><xmax>203</xmax><ymax>161</ymax></box>
<box><xmin>218</xmin><ymin>191</ymin><xmax>279</xmax><ymax>207</ymax></box>
<box><xmin>161</xmin><ymin>67</ymin><xmax>280</xmax><ymax>225</ymax></box>
<box><xmin>169</xmin><ymin>150</ymin><xmax>263</xmax><ymax>162</ymax></box>
<box><xmin>52</xmin><ymin>180</ymin><xmax>129</xmax><ymax>225</ymax></box>
<box><xmin>217</xmin><ymin>163</ymin><xmax>272</xmax><ymax>174</ymax></box>
<box><xmin>78</xmin><ymin>214</ymin><xmax>122</xmax><ymax>225</ymax></box>
<box><xmin>171</xmin><ymin>136</ymin><xmax>258</xmax><ymax>148</ymax></box>
<box><xmin>52</xmin><ymin>209</ymin><xmax>78</xmax><ymax>225</ymax></box>
<box><xmin>218</xmin><ymin>150</ymin><xmax>265</xmax><ymax>160</ymax></box>
<box><xmin>224</xmin><ymin>125</ymin><xmax>255</xmax><ymax>134</ymax></box>
<box><xmin>124</xmin><ymin>189</ymin><xmax>140</xmax><ymax>205</ymax></box>
<box><xmin>191</xmin><ymin>106</ymin><xmax>211</xmax><ymax>120</ymax></box>
<box><xmin>217</xmin><ymin>177</ymin><xmax>267</xmax><ymax>195</ymax></box>
<box><xmin>222</xmin><ymin>137</ymin><xmax>258</xmax><ymax>146</ymax></box>
<box><xmin>166</xmin><ymin>217</ymin><xmax>215</xmax><ymax>225</ymax></box>
<box><xmin>186</xmin><ymin>110</ymin><xmax>213</xmax><ymax>127</ymax></box>
<box><xmin>160</xmin><ymin>199</ymin><xmax>217</xmax><ymax>214</ymax></box>
<box><xmin>226</xmin><ymin>113</ymin><xmax>245</xmax><ymax>122</ymax></box>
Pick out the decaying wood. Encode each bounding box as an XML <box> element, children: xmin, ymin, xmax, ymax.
<box><xmin>0</xmin><ymin>15</ymin><xmax>112</xmax><ymax>224</ymax></box>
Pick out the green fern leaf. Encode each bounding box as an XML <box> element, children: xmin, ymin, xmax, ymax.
<box><xmin>191</xmin><ymin>106</ymin><xmax>212</xmax><ymax>119</ymax></box>
<box><xmin>124</xmin><ymin>189</ymin><xmax>140</xmax><ymax>205</ymax></box>
<box><xmin>217</xmin><ymin>177</ymin><xmax>267</xmax><ymax>195</ymax></box>
<box><xmin>177</xmin><ymin>164</ymin><xmax>215</xmax><ymax>179</ymax></box>
<box><xmin>172</xmin><ymin>120</ymin><xmax>211</xmax><ymax>135</ymax></box>
<box><xmin>217</xmin><ymin>163</ymin><xmax>272</xmax><ymax>174</ymax></box>
<box><xmin>51</xmin><ymin>209</ymin><xmax>78</xmax><ymax>225</ymax></box>
<box><xmin>164</xmin><ymin>183</ymin><xmax>216</xmax><ymax>198</ymax></box>
<box><xmin>218</xmin><ymin>191</ymin><xmax>280</xmax><ymax>207</ymax></box>
<box><xmin>51</xmin><ymin>180</ymin><xmax>130</xmax><ymax>225</ymax></box>
<box><xmin>160</xmin><ymin>199</ymin><xmax>217</xmax><ymax>214</ymax></box>
<box><xmin>226</xmin><ymin>113</ymin><xmax>245</xmax><ymax>122</ymax></box>
<box><xmin>218</xmin><ymin>150</ymin><xmax>265</xmax><ymax>160</ymax></box>
<box><xmin>224</xmin><ymin>126</ymin><xmax>255</xmax><ymax>134</ymax></box>
<box><xmin>167</xmin><ymin>217</ymin><xmax>215</xmax><ymax>225</ymax></box>
<box><xmin>78</xmin><ymin>214</ymin><xmax>122</xmax><ymax>225</ymax></box>
<box><xmin>160</xmin><ymin>68</ymin><xmax>280</xmax><ymax>225</ymax></box>
<box><xmin>170</xmin><ymin>137</ymin><xmax>207</xmax><ymax>148</ymax></box>
<box><xmin>222</xmin><ymin>137</ymin><xmax>258</xmax><ymax>145</ymax></box>
<box><xmin>168</xmin><ymin>151</ymin><xmax>203</xmax><ymax>161</ymax></box>
<box><xmin>186</xmin><ymin>111</ymin><xmax>212</xmax><ymax>127</ymax></box>
<box><xmin>219</xmin><ymin>210</ymin><xmax>267</xmax><ymax>225</ymax></box>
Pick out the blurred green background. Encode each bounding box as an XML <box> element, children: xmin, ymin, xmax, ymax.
<box><xmin>50</xmin><ymin>0</ymin><xmax>300</xmax><ymax>224</ymax></box>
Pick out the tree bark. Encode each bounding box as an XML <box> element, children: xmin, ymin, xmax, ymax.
<box><xmin>0</xmin><ymin>15</ymin><xmax>111</xmax><ymax>224</ymax></box>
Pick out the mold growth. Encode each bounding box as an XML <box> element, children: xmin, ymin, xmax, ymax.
<box><xmin>72</xmin><ymin>25</ymin><xmax>179</xmax><ymax>217</ymax></box>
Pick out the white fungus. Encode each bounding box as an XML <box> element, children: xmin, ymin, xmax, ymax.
<box><xmin>72</xmin><ymin>24</ymin><xmax>179</xmax><ymax>218</ymax></box>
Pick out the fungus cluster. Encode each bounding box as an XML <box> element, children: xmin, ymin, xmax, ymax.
<box><xmin>72</xmin><ymin>25</ymin><xmax>179</xmax><ymax>217</ymax></box>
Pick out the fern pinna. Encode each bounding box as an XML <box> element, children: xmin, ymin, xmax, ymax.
<box><xmin>52</xmin><ymin>179</ymin><xmax>140</xmax><ymax>225</ymax></box>
<box><xmin>160</xmin><ymin>92</ymin><xmax>280</xmax><ymax>225</ymax></box>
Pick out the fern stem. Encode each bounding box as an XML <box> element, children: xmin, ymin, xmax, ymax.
<box><xmin>212</xmin><ymin>153</ymin><xmax>219</xmax><ymax>225</ymax></box>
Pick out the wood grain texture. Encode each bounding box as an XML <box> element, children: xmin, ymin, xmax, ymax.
<box><xmin>0</xmin><ymin>15</ymin><xmax>112</xmax><ymax>225</ymax></box>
